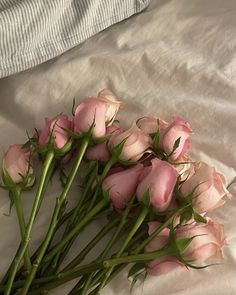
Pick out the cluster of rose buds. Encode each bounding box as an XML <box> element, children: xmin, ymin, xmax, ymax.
<box><xmin>0</xmin><ymin>89</ymin><xmax>231</xmax><ymax>295</ymax></box>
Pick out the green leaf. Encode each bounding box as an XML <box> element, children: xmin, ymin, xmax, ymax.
<box><xmin>103</xmin><ymin>189</ymin><xmax>110</xmax><ymax>203</ymax></box>
<box><xmin>55</xmin><ymin>140</ymin><xmax>73</xmax><ymax>157</ymax></box>
<box><xmin>173</xmin><ymin>137</ymin><xmax>181</xmax><ymax>151</ymax></box>
<box><xmin>176</xmin><ymin>237</ymin><xmax>194</xmax><ymax>253</ymax></box>
<box><xmin>140</xmin><ymin>190</ymin><xmax>150</xmax><ymax>207</ymax></box>
<box><xmin>193</xmin><ymin>212</ymin><xmax>207</xmax><ymax>224</ymax></box>
<box><xmin>91</xmin><ymin>134</ymin><xmax>111</xmax><ymax>145</ymax></box>
<box><xmin>110</xmin><ymin>137</ymin><xmax>128</xmax><ymax>159</ymax></box>
<box><xmin>176</xmin><ymin>254</ymin><xmax>219</xmax><ymax>270</ymax></box>
<box><xmin>179</xmin><ymin>210</ymin><xmax>193</xmax><ymax>225</ymax></box>
<box><xmin>3</xmin><ymin>191</ymin><xmax>15</xmax><ymax>216</ymax></box>
<box><xmin>2</xmin><ymin>164</ymin><xmax>15</xmax><ymax>189</ymax></box>
<box><xmin>59</xmin><ymin>126</ymin><xmax>82</xmax><ymax>139</ymax></box>
<box><xmin>167</xmin><ymin>137</ymin><xmax>181</xmax><ymax>158</ymax></box>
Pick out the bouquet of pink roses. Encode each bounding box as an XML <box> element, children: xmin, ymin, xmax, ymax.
<box><xmin>0</xmin><ymin>90</ymin><xmax>231</xmax><ymax>295</ymax></box>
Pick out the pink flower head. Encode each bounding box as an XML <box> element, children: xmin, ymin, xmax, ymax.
<box><xmin>102</xmin><ymin>164</ymin><xmax>144</xmax><ymax>211</ymax></box>
<box><xmin>3</xmin><ymin>144</ymin><xmax>31</xmax><ymax>183</ymax></box>
<box><xmin>86</xmin><ymin>123</ymin><xmax>123</xmax><ymax>161</ymax></box>
<box><xmin>97</xmin><ymin>89</ymin><xmax>122</xmax><ymax>125</ymax></box>
<box><xmin>74</xmin><ymin>90</ymin><xmax>121</xmax><ymax>138</ymax></box>
<box><xmin>38</xmin><ymin>114</ymin><xmax>71</xmax><ymax>149</ymax></box>
<box><xmin>73</xmin><ymin>97</ymin><xmax>107</xmax><ymax>138</ymax></box>
<box><xmin>108</xmin><ymin>123</ymin><xmax>152</xmax><ymax>162</ymax></box>
<box><xmin>160</xmin><ymin>117</ymin><xmax>192</xmax><ymax>161</ymax></box>
<box><xmin>145</xmin><ymin>222</ymin><xmax>183</xmax><ymax>276</ymax></box>
<box><xmin>175</xmin><ymin>218</ymin><xmax>226</xmax><ymax>264</ymax></box>
<box><xmin>137</xmin><ymin>116</ymin><xmax>168</xmax><ymax>134</ymax></box>
<box><xmin>180</xmin><ymin>162</ymin><xmax>231</xmax><ymax>213</ymax></box>
<box><xmin>174</xmin><ymin>155</ymin><xmax>195</xmax><ymax>181</ymax></box>
<box><xmin>136</xmin><ymin>158</ymin><xmax>179</xmax><ymax>212</ymax></box>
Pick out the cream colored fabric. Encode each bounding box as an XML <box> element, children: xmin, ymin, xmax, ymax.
<box><xmin>0</xmin><ymin>0</ymin><xmax>236</xmax><ymax>294</ymax></box>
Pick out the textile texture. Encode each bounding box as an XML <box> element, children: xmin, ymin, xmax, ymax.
<box><xmin>0</xmin><ymin>0</ymin><xmax>150</xmax><ymax>77</ymax></box>
<box><xmin>0</xmin><ymin>0</ymin><xmax>236</xmax><ymax>294</ymax></box>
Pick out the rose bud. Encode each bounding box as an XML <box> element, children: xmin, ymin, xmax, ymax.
<box><xmin>86</xmin><ymin>124</ymin><xmax>123</xmax><ymax>161</ymax></box>
<box><xmin>137</xmin><ymin>116</ymin><xmax>168</xmax><ymax>135</ymax></box>
<box><xmin>2</xmin><ymin>144</ymin><xmax>34</xmax><ymax>186</ymax></box>
<box><xmin>145</xmin><ymin>222</ymin><xmax>183</xmax><ymax>275</ymax></box>
<box><xmin>180</xmin><ymin>162</ymin><xmax>231</xmax><ymax>213</ymax></box>
<box><xmin>160</xmin><ymin>117</ymin><xmax>192</xmax><ymax>161</ymax></box>
<box><xmin>136</xmin><ymin>158</ymin><xmax>179</xmax><ymax>212</ymax></box>
<box><xmin>97</xmin><ymin>89</ymin><xmax>122</xmax><ymax>125</ymax></box>
<box><xmin>176</xmin><ymin>218</ymin><xmax>226</xmax><ymax>264</ymax></box>
<box><xmin>74</xmin><ymin>91</ymin><xmax>121</xmax><ymax>138</ymax></box>
<box><xmin>102</xmin><ymin>164</ymin><xmax>144</xmax><ymax>211</ymax></box>
<box><xmin>108</xmin><ymin>123</ymin><xmax>152</xmax><ymax>162</ymax></box>
<box><xmin>38</xmin><ymin>114</ymin><xmax>71</xmax><ymax>149</ymax></box>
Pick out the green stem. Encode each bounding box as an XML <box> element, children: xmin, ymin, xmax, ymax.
<box><xmin>86</xmin><ymin>156</ymin><xmax>116</xmax><ymax>214</ymax></box>
<box><xmin>63</xmin><ymin>216</ymin><xmax>120</xmax><ymax>272</ymax></box>
<box><xmin>4</xmin><ymin>150</ymin><xmax>55</xmax><ymax>295</ymax></box>
<box><xmin>42</xmin><ymin>157</ymin><xmax>116</xmax><ymax>267</ymax></box>
<box><xmin>88</xmin><ymin>228</ymin><xmax>148</xmax><ymax>295</ymax></box>
<box><xmin>0</xmin><ymin>262</ymin><xmax>104</xmax><ymax>294</ymax></box>
<box><xmin>48</xmin><ymin>166</ymin><xmax>97</xmax><ymax>274</ymax></box>
<box><xmin>28</xmin><ymin>262</ymin><xmax>104</xmax><ymax>295</ymax></box>
<box><xmin>81</xmin><ymin>196</ymin><xmax>135</xmax><ymax>295</ymax></box>
<box><xmin>96</xmin><ymin>206</ymin><xmax>149</xmax><ymax>294</ymax></box>
<box><xmin>104</xmin><ymin>248</ymin><xmax>173</xmax><ymax>267</ymax></box>
<box><xmin>42</xmin><ymin>198</ymin><xmax>108</xmax><ymax>265</ymax></box>
<box><xmin>90</xmin><ymin>207</ymin><xmax>186</xmax><ymax>294</ymax></box>
<box><xmin>20</xmin><ymin>137</ymin><xmax>90</xmax><ymax>295</ymax></box>
<box><xmin>0</xmin><ymin>163</ymin><xmax>59</xmax><ymax>286</ymax></box>
<box><xmin>0</xmin><ymin>229</ymin><xmax>148</xmax><ymax>294</ymax></box>
<box><xmin>134</xmin><ymin>207</ymin><xmax>185</xmax><ymax>254</ymax></box>
<box><xmin>100</xmin><ymin>157</ymin><xmax>117</xmax><ymax>180</ymax></box>
<box><xmin>36</xmin><ymin>159</ymin><xmax>56</xmax><ymax>216</ymax></box>
<box><xmin>26</xmin><ymin>247</ymin><xmax>172</xmax><ymax>295</ymax></box>
<box><xmin>12</xmin><ymin>186</ymin><xmax>32</xmax><ymax>272</ymax></box>
<box><xmin>47</xmin><ymin>157</ymin><xmax>116</xmax><ymax>275</ymax></box>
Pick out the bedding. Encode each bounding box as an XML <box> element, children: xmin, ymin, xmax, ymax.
<box><xmin>0</xmin><ymin>0</ymin><xmax>150</xmax><ymax>78</ymax></box>
<box><xmin>0</xmin><ymin>0</ymin><xmax>236</xmax><ymax>294</ymax></box>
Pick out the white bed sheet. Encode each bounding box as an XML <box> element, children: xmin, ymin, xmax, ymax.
<box><xmin>0</xmin><ymin>0</ymin><xmax>236</xmax><ymax>294</ymax></box>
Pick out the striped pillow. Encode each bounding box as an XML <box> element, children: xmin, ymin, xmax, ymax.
<box><xmin>0</xmin><ymin>0</ymin><xmax>150</xmax><ymax>78</ymax></box>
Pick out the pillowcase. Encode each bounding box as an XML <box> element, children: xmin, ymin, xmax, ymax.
<box><xmin>0</xmin><ymin>0</ymin><xmax>150</xmax><ymax>78</ymax></box>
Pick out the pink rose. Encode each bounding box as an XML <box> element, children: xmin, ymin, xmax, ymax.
<box><xmin>74</xmin><ymin>91</ymin><xmax>121</xmax><ymax>138</ymax></box>
<box><xmin>174</xmin><ymin>155</ymin><xmax>194</xmax><ymax>181</ymax></box>
<box><xmin>137</xmin><ymin>116</ymin><xmax>168</xmax><ymax>134</ymax></box>
<box><xmin>136</xmin><ymin>158</ymin><xmax>179</xmax><ymax>211</ymax></box>
<box><xmin>86</xmin><ymin>124</ymin><xmax>123</xmax><ymax>161</ymax></box>
<box><xmin>73</xmin><ymin>97</ymin><xmax>107</xmax><ymax>138</ymax></box>
<box><xmin>176</xmin><ymin>218</ymin><xmax>226</xmax><ymax>264</ymax></box>
<box><xmin>145</xmin><ymin>218</ymin><xmax>225</xmax><ymax>275</ymax></box>
<box><xmin>102</xmin><ymin>164</ymin><xmax>144</xmax><ymax>211</ymax></box>
<box><xmin>3</xmin><ymin>144</ymin><xmax>31</xmax><ymax>183</ymax></box>
<box><xmin>38</xmin><ymin>114</ymin><xmax>71</xmax><ymax>149</ymax></box>
<box><xmin>97</xmin><ymin>89</ymin><xmax>122</xmax><ymax>125</ymax></box>
<box><xmin>145</xmin><ymin>222</ymin><xmax>183</xmax><ymax>276</ymax></box>
<box><xmin>108</xmin><ymin>123</ymin><xmax>152</xmax><ymax>162</ymax></box>
<box><xmin>180</xmin><ymin>162</ymin><xmax>230</xmax><ymax>213</ymax></box>
<box><xmin>160</xmin><ymin>117</ymin><xmax>192</xmax><ymax>160</ymax></box>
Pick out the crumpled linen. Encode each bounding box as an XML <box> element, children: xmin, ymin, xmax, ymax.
<box><xmin>0</xmin><ymin>0</ymin><xmax>236</xmax><ymax>294</ymax></box>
